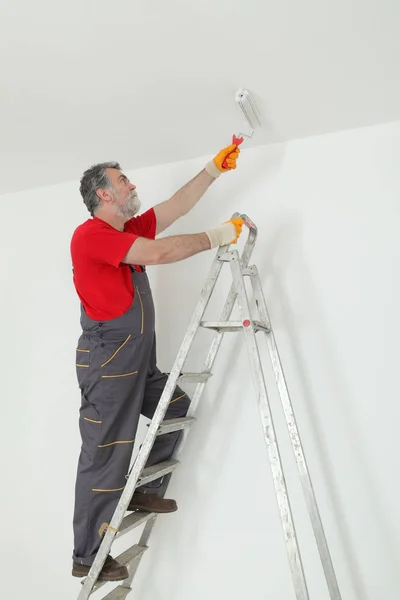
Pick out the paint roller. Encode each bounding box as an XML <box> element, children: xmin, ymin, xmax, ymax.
<box><xmin>222</xmin><ymin>89</ymin><xmax>261</xmax><ymax>168</ymax></box>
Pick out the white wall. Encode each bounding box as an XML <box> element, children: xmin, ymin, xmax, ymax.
<box><xmin>1</xmin><ymin>120</ymin><xmax>399</xmax><ymax>600</ymax></box>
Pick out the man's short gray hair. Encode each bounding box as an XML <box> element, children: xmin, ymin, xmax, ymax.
<box><xmin>79</xmin><ymin>161</ymin><xmax>121</xmax><ymax>216</ymax></box>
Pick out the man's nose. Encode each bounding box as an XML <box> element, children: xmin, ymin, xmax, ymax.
<box><xmin>129</xmin><ymin>182</ymin><xmax>136</xmax><ymax>191</ymax></box>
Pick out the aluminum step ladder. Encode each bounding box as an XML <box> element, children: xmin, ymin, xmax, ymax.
<box><xmin>77</xmin><ymin>213</ymin><xmax>342</xmax><ymax>600</ymax></box>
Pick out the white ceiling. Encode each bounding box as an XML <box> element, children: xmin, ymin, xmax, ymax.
<box><xmin>1</xmin><ymin>0</ymin><xmax>399</xmax><ymax>194</ymax></box>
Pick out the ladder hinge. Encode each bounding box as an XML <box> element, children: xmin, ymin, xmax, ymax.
<box><xmin>242</xmin><ymin>266</ymin><xmax>257</xmax><ymax>276</ymax></box>
<box><xmin>218</xmin><ymin>250</ymin><xmax>239</xmax><ymax>262</ymax></box>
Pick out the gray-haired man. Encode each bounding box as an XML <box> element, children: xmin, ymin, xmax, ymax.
<box><xmin>70</xmin><ymin>142</ymin><xmax>243</xmax><ymax>580</ymax></box>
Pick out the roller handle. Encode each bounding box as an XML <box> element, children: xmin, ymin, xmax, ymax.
<box><xmin>222</xmin><ymin>134</ymin><xmax>244</xmax><ymax>169</ymax></box>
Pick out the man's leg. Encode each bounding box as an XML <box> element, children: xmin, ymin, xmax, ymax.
<box><xmin>142</xmin><ymin>368</ymin><xmax>190</xmax><ymax>473</ymax></box>
<box><xmin>128</xmin><ymin>366</ymin><xmax>190</xmax><ymax>511</ymax></box>
<box><xmin>72</xmin><ymin>381</ymin><xmax>143</xmax><ymax>575</ymax></box>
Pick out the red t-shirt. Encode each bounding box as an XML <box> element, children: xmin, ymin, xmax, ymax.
<box><xmin>70</xmin><ymin>208</ymin><xmax>157</xmax><ymax>320</ymax></box>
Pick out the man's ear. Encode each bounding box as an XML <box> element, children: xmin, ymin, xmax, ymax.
<box><xmin>96</xmin><ymin>187</ymin><xmax>113</xmax><ymax>204</ymax></box>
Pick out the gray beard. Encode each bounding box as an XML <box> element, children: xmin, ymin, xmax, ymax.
<box><xmin>120</xmin><ymin>191</ymin><xmax>141</xmax><ymax>219</ymax></box>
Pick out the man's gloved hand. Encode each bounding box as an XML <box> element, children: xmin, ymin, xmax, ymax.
<box><xmin>205</xmin><ymin>140</ymin><xmax>242</xmax><ymax>179</ymax></box>
<box><xmin>205</xmin><ymin>218</ymin><xmax>244</xmax><ymax>249</ymax></box>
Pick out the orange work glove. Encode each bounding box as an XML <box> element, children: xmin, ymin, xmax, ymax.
<box><xmin>205</xmin><ymin>135</ymin><xmax>243</xmax><ymax>179</ymax></box>
<box><xmin>205</xmin><ymin>218</ymin><xmax>244</xmax><ymax>248</ymax></box>
<box><xmin>226</xmin><ymin>217</ymin><xmax>244</xmax><ymax>243</ymax></box>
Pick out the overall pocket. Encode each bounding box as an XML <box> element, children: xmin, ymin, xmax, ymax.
<box><xmin>76</xmin><ymin>337</ymin><xmax>92</xmax><ymax>388</ymax></box>
<box><xmin>79</xmin><ymin>393</ymin><xmax>103</xmax><ymax>461</ymax></box>
<box><xmin>99</xmin><ymin>333</ymin><xmax>144</xmax><ymax>379</ymax></box>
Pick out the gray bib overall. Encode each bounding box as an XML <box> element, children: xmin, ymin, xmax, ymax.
<box><xmin>73</xmin><ymin>266</ymin><xmax>189</xmax><ymax>565</ymax></box>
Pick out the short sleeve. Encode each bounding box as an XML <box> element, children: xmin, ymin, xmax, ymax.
<box><xmin>125</xmin><ymin>208</ymin><xmax>157</xmax><ymax>240</ymax></box>
<box><xmin>84</xmin><ymin>226</ymin><xmax>138</xmax><ymax>268</ymax></box>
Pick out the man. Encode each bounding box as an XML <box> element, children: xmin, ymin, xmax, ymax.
<box><xmin>70</xmin><ymin>141</ymin><xmax>243</xmax><ymax>581</ymax></box>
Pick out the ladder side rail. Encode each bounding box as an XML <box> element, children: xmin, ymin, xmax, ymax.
<box><xmin>229</xmin><ymin>253</ymin><xmax>310</xmax><ymax>600</ymax></box>
<box><xmin>249</xmin><ymin>266</ymin><xmax>342</xmax><ymax>600</ymax></box>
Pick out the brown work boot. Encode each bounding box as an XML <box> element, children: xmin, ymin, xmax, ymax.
<box><xmin>128</xmin><ymin>491</ymin><xmax>177</xmax><ymax>513</ymax></box>
<box><xmin>72</xmin><ymin>555</ymin><xmax>128</xmax><ymax>581</ymax></box>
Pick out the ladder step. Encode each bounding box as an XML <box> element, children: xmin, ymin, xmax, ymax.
<box><xmin>156</xmin><ymin>417</ymin><xmax>196</xmax><ymax>435</ymax></box>
<box><xmin>136</xmin><ymin>460</ymin><xmax>179</xmax><ymax>487</ymax></box>
<box><xmin>178</xmin><ymin>372</ymin><xmax>212</xmax><ymax>383</ymax></box>
<box><xmin>100</xmin><ymin>585</ymin><xmax>132</xmax><ymax>600</ymax></box>
<box><xmin>84</xmin><ymin>545</ymin><xmax>147</xmax><ymax>593</ymax></box>
<box><xmin>117</xmin><ymin>511</ymin><xmax>155</xmax><ymax>538</ymax></box>
<box><xmin>201</xmin><ymin>320</ymin><xmax>270</xmax><ymax>333</ymax></box>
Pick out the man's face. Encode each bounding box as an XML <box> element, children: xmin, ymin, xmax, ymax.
<box><xmin>105</xmin><ymin>168</ymin><xmax>141</xmax><ymax>219</ymax></box>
